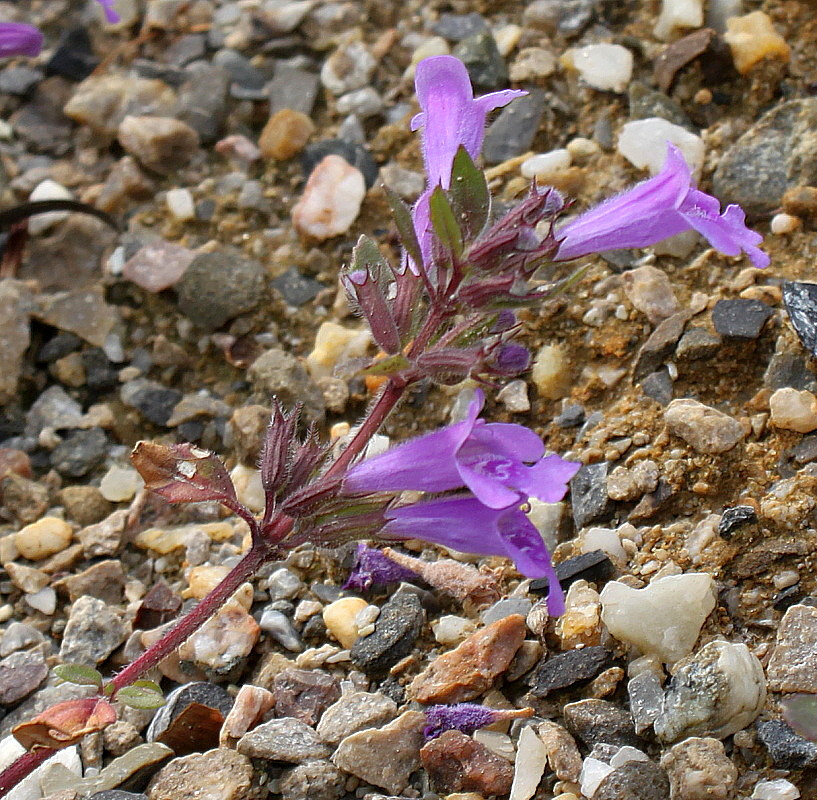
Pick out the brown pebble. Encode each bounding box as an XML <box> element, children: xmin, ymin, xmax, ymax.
<box><xmin>420</xmin><ymin>730</ymin><xmax>514</xmax><ymax>796</ymax></box>
<box><xmin>408</xmin><ymin>614</ymin><xmax>527</xmax><ymax>704</ymax></box>
<box><xmin>117</xmin><ymin>115</ymin><xmax>200</xmax><ymax>176</ymax></box>
<box><xmin>259</xmin><ymin>109</ymin><xmax>315</xmax><ymax>160</ymax></box>
<box><xmin>272</xmin><ymin>668</ymin><xmax>340</xmax><ymax>726</ymax></box>
<box><xmin>782</xmin><ymin>185</ymin><xmax>817</xmax><ymax>219</ymax></box>
<box><xmin>57</xmin><ymin>485</ymin><xmax>113</xmax><ymax>527</ymax></box>
<box><xmin>0</xmin><ymin>449</ymin><xmax>31</xmax><ymax>480</ymax></box>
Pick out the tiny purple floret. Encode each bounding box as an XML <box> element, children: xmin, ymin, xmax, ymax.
<box><xmin>343</xmin><ymin>543</ymin><xmax>419</xmax><ymax>592</ymax></box>
<box><xmin>556</xmin><ymin>144</ymin><xmax>769</xmax><ymax>269</ymax></box>
<box><xmin>423</xmin><ymin>703</ymin><xmax>534</xmax><ymax>740</ymax></box>
<box><xmin>0</xmin><ymin>23</ymin><xmax>43</xmax><ymax>58</ymax></box>
<box><xmin>96</xmin><ymin>0</ymin><xmax>121</xmax><ymax>23</ymax></box>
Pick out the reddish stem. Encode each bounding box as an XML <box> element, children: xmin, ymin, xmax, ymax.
<box><xmin>0</xmin><ymin>748</ymin><xmax>54</xmax><ymax>797</ymax></box>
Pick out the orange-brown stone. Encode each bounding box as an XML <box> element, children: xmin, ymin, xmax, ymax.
<box><xmin>259</xmin><ymin>109</ymin><xmax>315</xmax><ymax>160</ymax></box>
<box><xmin>408</xmin><ymin>614</ymin><xmax>527</xmax><ymax>704</ymax></box>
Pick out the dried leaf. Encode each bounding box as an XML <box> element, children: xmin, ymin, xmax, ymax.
<box><xmin>13</xmin><ymin>698</ymin><xmax>116</xmax><ymax>750</ymax></box>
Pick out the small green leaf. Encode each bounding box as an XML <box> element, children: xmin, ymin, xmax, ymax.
<box><xmin>428</xmin><ymin>186</ymin><xmax>463</xmax><ymax>258</ymax></box>
<box><xmin>54</xmin><ymin>664</ymin><xmax>103</xmax><ymax>688</ymax></box>
<box><xmin>116</xmin><ymin>684</ymin><xmax>166</xmax><ymax>710</ymax></box>
<box><xmin>103</xmin><ymin>682</ymin><xmax>115</xmax><ymax>696</ymax></box>
<box><xmin>383</xmin><ymin>185</ymin><xmax>424</xmax><ymax>270</ymax></box>
<box><xmin>351</xmin><ymin>235</ymin><xmax>391</xmax><ymax>276</ymax></box>
<box><xmin>360</xmin><ymin>353</ymin><xmax>412</xmax><ymax>377</ymax></box>
<box><xmin>449</xmin><ymin>145</ymin><xmax>490</xmax><ymax>241</ymax></box>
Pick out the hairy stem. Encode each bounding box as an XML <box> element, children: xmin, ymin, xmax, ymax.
<box><xmin>0</xmin><ymin>748</ymin><xmax>54</xmax><ymax>797</ymax></box>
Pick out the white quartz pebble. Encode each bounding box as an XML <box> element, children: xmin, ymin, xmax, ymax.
<box><xmin>618</xmin><ymin>118</ymin><xmax>705</xmax><ymax>179</ymax></box>
<box><xmin>752</xmin><ymin>778</ymin><xmax>800</xmax><ymax>800</ymax></box>
<box><xmin>521</xmin><ymin>149</ymin><xmax>571</xmax><ymax>181</ymax></box>
<box><xmin>566</xmin><ymin>44</ymin><xmax>633</xmax><ymax>93</ymax></box>
<box><xmin>579</xmin><ymin>757</ymin><xmax>614</xmax><ymax>799</ymax></box>
<box><xmin>654</xmin><ymin>0</ymin><xmax>704</xmax><ymax>40</ymax></box>
<box><xmin>166</xmin><ymin>187</ymin><xmax>196</xmax><ymax>221</ymax></box>
<box><xmin>771</xmin><ymin>212</ymin><xmax>800</xmax><ymax>234</ymax></box>
<box><xmin>28</xmin><ymin>179</ymin><xmax>74</xmax><ymax>235</ymax></box>
<box><xmin>510</xmin><ymin>726</ymin><xmax>548</xmax><ymax>800</ymax></box>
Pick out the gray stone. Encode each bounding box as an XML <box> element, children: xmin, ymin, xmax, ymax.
<box><xmin>269</xmin><ymin>64</ymin><xmax>320</xmax><ymax>116</ymax></box>
<box><xmin>563</xmin><ymin>699</ymin><xmax>641</xmax><ymax>748</ymax></box>
<box><xmin>767</xmin><ymin>604</ymin><xmax>817</xmax><ymax>692</ymax></box>
<box><xmin>51</xmin><ymin>428</ymin><xmax>108</xmax><ymax>478</ymax></box>
<box><xmin>0</xmin><ymin>66</ymin><xmax>43</xmax><ymax>95</ymax></box>
<box><xmin>259</xmin><ymin>609</ymin><xmax>303</xmax><ymax>652</ymax></box>
<box><xmin>529</xmin><ymin>646</ymin><xmax>613</xmax><ymax>697</ymax></box>
<box><xmin>118</xmin><ymin>115</ymin><xmax>200</xmax><ymax>175</ymax></box>
<box><xmin>628</xmin><ymin>672</ymin><xmax>664</xmax><ymax>734</ymax></box>
<box><xmin>11</xmin><ymin>76</ymin><xmax>75</xmax><ymax>154</ymax></box>
<box><xmin>757</xmin><ymin>719</ymin><xmax>817</xmax><ymax>770</ymax></box>
<box><xmin>146</xmin><ymin>682</ymin><xmax>233</xmax><ymax>749</ymax></box>
<box><xmin>660</xmin><ymin>737</ymin><xmax>737</xmax><ymax>800</ymax></box>
<box><xmin>0</xmin><ymin>281</ymin><xmax>34</xmax><ymax>405</ymax></box>
<box><xmin>272</xmin><ymin>668</ymin><xmax>340</xmax><ymax>726</ymax></box>
<box><xmin>121</xmin><ymin>379</ymin><xmax>183</xmax><ymax>426</ymax></box>
<box><xmin>248</xmin><ymin>348</ymin><xmax>324</xmax><ymax>422</ymax></box>
<box><xmin>628</xmin><ymin>82</ymin><xmax>691</xmax><ymax>128</ymax></box>
<box><xmin>783</xmin><ymin>281</ymin><xmax>817</xmax><ymax>359</ymax></box>
<box><xmin>570</xmin><ymin>462</ymin><xmax>612</xmax><ymax>529</ymax></box>
<box><xmin>481</xmin><ymin>597</ymin><xmax>533</xmax><ymax>625</ymax></box>
<box><xmin>713</xmin><ymin>99</ymin><xmax>817</xmax><ymax>217</ymax></box>
<box><xmin>33</xmin><ymin>286</ymin><xmax>118</xmax><ymax>346</ymax></box>
<box><xmin>711</xmin><ymin>298</ymin><xmax>773</xmax><ymax>340</ymax></box>
<box><xmin>178</xmin><ymin>63</ymin><xmax>231</xmax><ymax>143</ymax></box>
<box><xmin>676</xmin><ymin>327</ymin><xmax>722</xmax><ymax>361</ymax></box>
<box><xmin>431</xmin><ymin>12</ymin><xmax>489</xmax><ymax>40</ymax></box>
<box><xmin>146</xmin><ymin>747</ymin><xmax>256</xmax><ymax>800</ymax></box>
<box><xmin>594</xmin><ymin>760</ymin><xmax>670</xmax><ymax>800</ymax></box>
<box><xmin>453</xmin><ymin>32</ymin><xmax>508</xmax><ymax>90</ymax></box>
<box><xmin>764</xmin><ymin>349</ymin><xmax>817</xmax><ymax>393</ymax></box>
<box><xmin>0</xmin><ymin>649</ymin><xmax>48</xmax><ymax>706</ymax></box>
<box><xmin>271</xmin><ymin>267</ymin><xmax>324</xmax><ymax>307</ymax></box>
<box><xmin>59</xmin><ymin>595</ymin><xmax>128</xmax><ymax>666</ymax></box>
<box><xmin>483</xmin><ymin>89</ymin><xmax>546</xmax><ymax>165</ymax></box>
<box><xmin>175</xmin><ymin>250</ymin><xmax>266</xmax><ymax>331</ymax></box>
<box><xmin>316</xmin><ymin>691</ymin><xmax>398</xmax><ymax>745</ymax></box>
<box><xmin>633</xmin><ymin>311</ymin><xmax>690</xmax><ymax>380</ymax></box>
<box><xmin>213</xmin><ymin>49</ymin><xmax>266</xmax><ymax>93</ymax></box>
<box><xmin>523</xmin><ymin>0</ymin><xmax>597</xmax><ymax>36</ymax></box>
<box><xmin>640</xmin><ymin>369</ymin><xmax>674</xmax><ymax>406</ymax></box>
<box><xmin>237</xmin><ymin>717</ymin><xmax>331</xmax><ymax>763</ymax></box>
<box><xmin>0</xmin><ymin>622</ymin><xmax>45</xmax><ymax>657</ymax></box>
<box><xmin>350</xmin><ymin>591</ymin><xmax>425</xmax><ymax>677</ymax></box>
<box><xmin>280</xmin><ymin>760</ymin><xmax>345</xmax><ymax>800</ymax></box>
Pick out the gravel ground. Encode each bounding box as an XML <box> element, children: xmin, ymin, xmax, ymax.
<box><xmin>1</xmin><ymin>0</ymin><xmax>817</xmax><ymax>799</ymax></box>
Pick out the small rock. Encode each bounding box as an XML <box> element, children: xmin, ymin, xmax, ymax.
<box><xmin>724</xmin><ymin>11</ymin><xmax>790</xmax><ymax>75</ymax></box>
<box><xmin>292</xmin><ymin>154</ymin><xmax>366</xmax><ymax>240</ymax></box>
<box><xmin>100</xmin><ymin>467</ymin><xmax>143</xmax><ymax>504</ymax></box>
<box><xmin>770</xmin><ymin>388</ymin><xmax>817</xmax><ymax>433</ymax></box>
<box><xmin>306</xmin><ymin>320</ymin><xmax>371</xmax><ymax>381</ymax></box>
<box><xmin>751</xmin><ymin>779</ymin><xmax>800</xmax><ymax>800</ymax></box>
<box><xmin>273</xmin><ymin>668</ymin><xmax>340</xmax><ymax>726</ymax></box>
<box><xmin>622</xmin><ymin>265</ymin><xmax>681</xmax><ymax>325</ymax></box>
<box><xmin>271</xmin><ymin>267</ymin><xmax>325</xmax><ymax>307</ymax></box>
<box><xmin>249</xmin><ymin>348</ymin><xmax>325</xmax><ymax>422</ymax></box>
<box><xmin>510</xmin><ymin>47</ymin><xmax>557</xmax><ymax>82</ymax></box>
<box><xmin>564</xmin><ymin>699</ymin><xmax>641</xmax><ymax>749</ymax></box>
<box><xmin>564</xmin><ymin>44</ymin><xmax>633</xmax><ymax>92</ymax></box>
<box><xmin>269</xmin><ymin>63</ymin><xmax>321</xmax><ymax>116</ymax></box>
<box><xmin>757</xmin><ymin>719</ymin><xmax>817</xmax><ymax>769</ymax></box>
<box><xmin>712</xmin><ymin>298</ymin><xmax>773</xmax><ymax>339</ymax></box>
<box><xmin>600</xmin><ymin>573</ymin><xmax>716</xmax><ymax>664</ymax></box>
<box><xmin>322</xmin><ymin>596</ymin><xmax>369</xmax><ymax>649</ymax></box>
<box><xmin>259</xmin><ymin>109</ymin><xmax>315</xmax><ymax>160</ymax></box>
<box><xmin>350</xmin><ymin>591</ymin><xmax>425</xmax><ymax>677</ymax></box>
<box><xmin>570</xmin><ymin>462</ymin><xmax>612</xmax><ymax>529</ymax></box>
<box><xmin>123</xmin><ymin>242</ymin><xmax>195</xmax><ymax>293</ymax></box>
<box><xmin>57</xmin><ymin>486</ymin><xmax>111</xmax><ymax>528</ymax></box>
<box><xmin>1</xmin><ymin>622</ymin><xmax>44</xmax><ymax>657</ymax></box>
<box><xmin>175</xmin><ymin>250</ymin><xmax>266</xmax><ymax>331</ymax></box>
<box><xmin>606</xmin><ymin>461</ymin><xmax>660</xmax><ymax>502</ymax></box>
<box><xmin>237</xmin><ymin>717</ymin><xmax>330</xmax><ymax>763</ymax></box>
<box><xmin>497</xmin><ymin>379</ymin><xmax>530</xmax><ymax>412</ymax></box>
<box><xmin>16</xmin><ymin>517</ymin><xmax>73</xmax><ymax>561</ymax></box>
<box><xmin>316</xmin><ymin>690</ymin><xmax>397</xmax><ymax>745</ymax></box>
<box><xmin>654</xmin><ymin>0</ymin><xmax>704</xmax><ymax>40</ymax></box>
<box><xmin>166</xmin><ymin>188</ymin><xmax>196</xmax><ymax>221</ymax></box>
<box><xmin>594</xmin><ymin>760</ymin><xmax>670</xmax><ymax>800</ymax></box>
<box><xmin>332</xmin><ymin>710</ymin><xmax>426</xmax><ymax>794</ymax></box>
<box><xmin>453</xmin><ymin>32</ymin><xmax>508</xmax><ymax>89</ymax></box>
<box><xmin>654</xmin><ymin>640</ymin><xmax>766</xmax><ymax>742</ymax></box>
<box><xmin>260</xmin><ymin>609</ymin><xmax>303</xmax><ymax>652</ymax></box>
<box><xmin>51</xmin><ymin>429</ymin><xmax>108</xmax><ymax>477</ymax></box>
<box><xmin>618</xmin><ymin>118</ymin><xmax>705</xmax><ymax>178</ymax></box>
<box><xmin>538</xmin><ymin>720</ymin><xmax>582</xmax><ymax>782</ymax></box>
<box><xmin>482</xmin><ymin>89</ymin><xmax>546</xmax><ymax>165</ymax></box>
<box><xmin>220</xmin><ymin>685</ymin><xmax>275</xmax><ymax>747</ymax></box>
<box><xmin>56</xmin><ymin>559</ymin><xmax>125</xmax><ymax>604</ymax></box>
<box><xmin>27</xmin><ymin>180</ymin><xmax>74</xmax><ymax>235</ymax></box>
<box><xmin>78</xmin><ymin>510</ymin><xmax>128</xmax><ymax>558</ymax></box>
<box><xmin>320</xmin><ymin>40</ymin><xmax>376</xmax><ymax>95</ymax></box>
<box><xmin>664</xmin><ymin>399</ymin><xmax>745</xmax><ymax>454</ymax></box>
<box><xmin>336</xmin><ymin>87</ymin><xmax>383</xmax><ymax>118</ymax></box>
<box><xmin>146</xmin><ymin>747</ymin><xmax>256</xmax><ymax>800</ymax></box>
<box><xmin>118</xmin><ymin>115</ymin><xmax>199</xmax><ymax>175</ymax></box>
<box><xmin>421</xmin><ymin>730</ymin><xmax>514</xmax><ymax>796</ymax></box>
<box><xmin>531</xmin><ymin>343</ymin><xmax>571</xmax><ymax>400</ymax></box>
<box><xmin>767</xmin><ymin>604</ymin><xmax>817</xmax><ymax>692</ymax></box>
<box><xmin>676</xmin><ymin>327</ymin><xmax>722</xmax><ymax>361</ymax></box>
<box><xmin>408</xmin><ymin>614</ymin><xmax>526</xmax><ymax>704</ymax></box>
<box><xmin>660</xmin><ymin>737</ymin><xmax>738</xmax><ymax>800</ymax></box>
<box><xmin>633</xmin><ymin>311</ymin><xmax>690</xmax><ymax>379</ymax></box>
<box><xmin>279</xmin><ymin>760</ymin><xmax>345</xmax><ymax>800</ymax></box>
<box><xmin>60</xmin><ymin>595</ymin><xmax>128</xmax><ymax>666</ymax></box>
<box><xmin>530</xmin><ymin>646</ymin><xmax>614</xmax><ymax>697</ymax></box>
<box><xmin>0</xmin><ymin>650</ymin><xmax>48</xmax><ymax>706</ymax></box>
<box><xmin>509</xmin><ymin>725</ymin><xmax>548</xmax><ymax>800</ymax></box>
<box><xmin>121</xmin><ymin>379</ymin><xmax>182</xmax><ymax>426</ymax></box>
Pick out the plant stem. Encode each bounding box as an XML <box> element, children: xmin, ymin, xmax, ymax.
<box><xmin>0</xmin><ymin>748</ymin><xmax>54</xmax><ymax>797</ymax></box>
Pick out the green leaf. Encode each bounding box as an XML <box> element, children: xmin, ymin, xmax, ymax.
<box><xmin>360</xmin><ymin>353</ymin><xmax>412</xmax><ymax>377</ymax></box>
<box><xmin>383</xmin><ymin>185</ymin><xmax>424</xmax><ymax>270</ymax></box>
<box><xmin>449</xmin><ymin>145</ymin><xmax>490</xmax><ymax>241</ymax></box>
<box><xmin>428</xmin><ymin>186</ymin><xmax>463</xmax><ymax>258</ymax></box>
<box><xmin>54</xmin><ymin>664</ymin><xmax>103</xmax><ymax>688</ymax></box>
<box><xmin>782</xmin><ymin>694</ymin><xmax>817</xmax><ymax>741</ymax></box>
<box><xmin>351</xmin><ymin>235</ymin><xmax>391</xmax><ymax>276</ymax></box>
<box><xmin>116</xmin><ymin>684</ymin><xmax>166</xmax><ymax>710</ymax></box>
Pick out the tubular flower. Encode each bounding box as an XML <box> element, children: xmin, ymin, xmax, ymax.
<box><xmin>343</xmin><ymin>390</ymin><xmax>579</xmax><ymax>510</ymax></box>
<box><xmin>97</xmin><ymin>0</ymin><xmax>122</xmax><ymax>23</ymax></box>
<box><xmin>0</xmin><ymin>23</ymin><xmax>43</xmax><ymax>58</ymax></box>
<box><xmin>555</xmin><ymin>144</ymin><xmax>769</xmax><ymax>269</ymax></box>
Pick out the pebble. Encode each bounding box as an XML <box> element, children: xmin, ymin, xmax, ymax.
<box><xmin>60</xmin><ymin>595</ymin><xmax>127</xmax><ymax>666</ymax></box>
<box><xmin>0</xmin><ymin>282</ymin><xmax>33</xmax><ymax>405</ymax></box>
<box><xmin>305</xmin><ymin>321</ymin><xmax>371</xmax><ymax>381</ymax></box>
<box><xmin>497</xmin><ymin>379</ymin><xmax>530</xmax><ymax>412</ymax></box>
<box><xmin>0</xmin><ymin>736</ymin><xmax>81</xmax><ymax>800</ymax></box>
<box><xmin>622</xmin><ymin>265</ymin><xmax>680</xmax><ymax>325</ymax></box>
<box><xmin>510</xmin><ymin>47</ymin><xmax>557</xmax><ymax>82</ymax></box>
<box><xmin>509</xmin><ymin>725</ymin><xmax>547</xmax><ymax>800</ymax></box>
<box><xmin>767</xmin><ymin>604</ymin><xmax>817</xmax><ymax>691</ymax></box>
<box><xmin>530</xmin><ymin>646</ymin><xmax>613</xmax><ymax>697</ymax></box>
<box><xmin>259</xmin><ymin>609</ymin><xmax>303</xmax><ymax>652</ymax></box>
<box><xmin>350</xmin><ymin>591</ymin><xmax>425</xmax><ymax>677</ymax></box>
<box><xmin>769</xmin><ymin>388</ymin><xmax>817</xmax><ymax>433</ymax></box>
<box><xmin>408</xmin><ymin>614</ymin><xmax>526</xmax><ymax>704</ymax></box>
<box><xmin>175</xmin><ymin>249</ymin><xmax>266</xmax><ymax>331</ymax></box>
<box><xmin>51</xmin><ymin>428</ymin><xmax>108</xmax><ymax>478</ymax></box>
<box><xmin>712</xmin><ymin>298</ymin><xmax>773</xmax><ymax>339</ymax></box>
<box><xmin>570</xmin><ymin>463</ymin><xmax>612</xmax><ymax>529</ymax></box>
<box><xmin>724</xmin><ymin>11</ymin><xmax>790</xmax><ymax>75</ymax></box>
<box><xmin>531</xmin><ymin>343</ymin><xmax>571</xmax><ymax>400</ymax></box>
<box><xmin>676</xmin><ymin>327</ymin><xmax>722</xmax><ymax>361</ymax></box>
<box><xmin>1</xmin><ymin>622</ymin><xmax>44</xmax><ymax>657</ymax></box>
<box><xmin>316</xmin><ymin>690</ymin><xmax>397</xmax><ymax>745</ymax></box>
<box><xmin>259</xmin><ymin>109</ymin><xmax>315</xmax><ymax>161</ymax></box>
<box><xmin>594</xmin><ymin>760</ymin><xmax>670</xmax><ymax>800</ymax></box>
<box><xmin>563</xmin><ymin>44</ymin><xmax>634</xmax><ymax>93</ymax></box>
<box><xmin>654</xmin><ymin>640</ymin><xmax>766</xmax><ymax>742</ymax></box>
<box><xmin>521</xmin><ymin>149</ymin><xmax>571</xmax><ymax>181</ymax></box>
<box><xmin>332</xmin><ymin>710</ymin><xmax>426</xmax><ymax>794</ymax></box>
<box><xmin>5</xmin><ymin>562</ymin><xmax>48</xmax><ymax>594</ymax></box>
<box><xmin>165</xmin><ymin>188</ymin><xmax>196</xmax><ymax>221</ymax></box>
<box><xmin>600</xmin><ymin>573</ymin><xmax>716</xmax><ymax>664</ymax></box>
<box><xmin>121</xmin><ymin>379</ymin><xmax>182</xmax><ymax>426</ymax></box>
<box><xmin>654</xmin><ymin>0</ymin><xmax>704</xmax><ymax>40</ymax></box>
<box><xmin>0</xmin><ymin>650</ymin><xmax>48</xmax><ymax>707</ymax></box>
<box><xmin>752</xmin><ymin>780</ymin><xmax>800</xmax><ymax>800</ymax></box>
<box><xmin>432</xmin><ymin>615</ymin><xmax>477</xmax><ymax>645</ymax></box>
<box><xmin>321</xmin><ymin>40</ymin><xmax>376</xmax><ymax>95</ymax></box>
<box><xmin>664</xmin><ymin>399</ymin><xmax>746</xmax><ymax>454</ymax></box>
<box><xmin>336</xmin><ymin>87</ymin><xmax>383</xmax><ymax>118</ymax></box>
<box><xmin>757</xmin><ymin>719</ymin><xmax>817</xmax><ymax>769</ymax></box>
<box><xmin>237</xmin><ymin>717</ymin><xmax>330</xmax><ymax>763</ymax></box>
<box><xmin>279</xmin><ymin>760</ymin><xmax>345</xmax><ymax>800</ymax></box>
<box><xmin>660</xmin><ymin>737</ymin><xmax>738</xmax><ymax>800</ymax></box>
<box><xmin>322</xmin><ymin>596</ymin><xmax>369</xmax><ymax>649</ymax></box>
<box><xmin>99</xmin><ymin>467</ymin><xmax>143</xmax><ymax>503</ymax></box>
<box><xmin>146</xmin><ymin>747</ymin><xmax>254</xmax><ymax>800</ymax></box>
<box><xmin>117</xmin><ymin>115</ymin><xmax>199</xmax><ymax>175</ymax></box>
<box><xmin>606</xmin><ymin>460</ymin><xmax>659</xmax><ymax>502</ymax></box>
<box><xmin>25</xmin><ymin>586</ymin><xmax>56</xmax><ymax>615</ymax></box>
<box><xmin>771</xmin><ymin>212</ymin><xmax>800</xmax><ymax>234</ymax></box>
<box><xmin>421</xmin><ymin>730</ymin><xmax>514</xmax><ymax>796</ymax></box>
<box><xmin>452</xmin><ymin>31</ymin><xmax>508</xmax><ymax>89</ymax></box>
<box><xmin>482</xmin><ymin>89</ymin><xmax>546</xmax><ymax>165</ymax></box>
<box><xmin>15</xmin><ymin>517</ymin><xmax>73</xmax><ymax>561</ymax></box>
<box><xmin>272</xmin><ymin>668</ymin><xmax>340</xmax><ymax>726</ymax></box>
<box><xmin>27</xmin><ymin>179</ymin><xmax>74</xmax><ymax>235</ymax></box>
<box><xmin>57</xmin><ymin>559</ymin><xmax>126</xmax><ymax>604</ymax></box>
<box><xmin>618</xmin><ymin>118</ymin><xmax>705</xmax><ymax>178</ymax></box>
<box><xmin>713</xmin><ymin>99</ymin><xmax>817</xmax><ymax>216</ymax></box>
<box><xmin>564</xmin><ymin>699</ymin><xmax>641</xmax><ymax>749</ymax></box>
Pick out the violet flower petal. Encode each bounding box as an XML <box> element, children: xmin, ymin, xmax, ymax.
<box><xmin>343</xmin><ymin>543</ymin><xmax>419</xmax><ymax>592</ymax></box>
<box><xmin>96</xmin><ymin>0</ymin><xmax>122</xmax><ymax>23</ymax></box>
<box><xmin>423</xmin><ymin>703</ymin><xmax>498</xmax><ymax>740</ymax></box>
<box><xmin>555</xmin><ymin>144</ymin><xmax>769</xmax><ymax>269</ymax></box>
<box><xmin>0</xmin><ymin>23</ymin><xmax>43</xmax><ymax>58</ymax></box>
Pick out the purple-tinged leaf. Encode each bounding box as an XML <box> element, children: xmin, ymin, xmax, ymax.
<box><xmin>260</xmin><ymin>403</ymin><xmax>296</xmax><ymax>494</ymax></box>
<box><xmin>383</xmin><ymin>185</ymin><xmax>424</xmax><ymax>274</ymax></box>
<box><xmin>279</xmin><ymin>474</ymin><xmax>344</xmax><ymax>517</ymax></box>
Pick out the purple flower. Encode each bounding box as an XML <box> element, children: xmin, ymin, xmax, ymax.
<box><xmin>344</xmin><ymin>389</ymin><xmax>579</xmax><ymax>510</ymax></box>
<box><xmin>556</xmin><ymin>144</ymin><xmax>769</xmax><ymax>269</ymax></box>
<box><xmin>409</xmin><ymin>55</ymin><xmax>525</xmax><ymax>268</ymax></box>
<box><xmin>343</xmin><ymin>543</ymin><xmax>419</xmax><ymax>592</ymax></box>
<box><xmin>0</xmin><ymin>23</ymin><xmax>43</xmax><ymax>58</ymax></box>
<box><xmin>96</xmin><ymin>0</ymin><xmax>122</xmax><ymax>23</ymax></box>
<box><xmin>423</xmin><ymin>703</ymin><xmax>533</xmax><ymax>740</ymax></box>
<box><xmin>381</xmin><ymin>494</ymin><xmax>565</xmax><ymax>615</ymax></box>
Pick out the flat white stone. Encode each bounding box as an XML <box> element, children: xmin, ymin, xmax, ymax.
<box><xmin>654</xmin><ymin>0</ymin><xmax>704</xmax><ymax>40</ymax></box>
<box><xmin>752</xmin><ymin>778</ymin><xmax>800</xmax><ymax>800</ymax></box>
<box><xmin>28</xmin><ymin>179</ymin><xmax>74</xmax><ymax>235</ymax></box>
<box><xmin>579</xmin><ymin>757</ymin><xmax>614</xmax><ymax>798</ymax></box>
<box><xmin>600</xmin><ymin>573</ymin><xmax>716</xmax><ymax>664</ymax></box>
<box><xmin>521</xmin><ymin>149</ymin><xmax>571</xmax><ymax>180</ymax></box>
<box><xmin>510</xmin><ymin>726</ymin><xmax>548</xmax><ymax>800</ymax></box>
<box><xmin>166</xmin><ymin>187</ymin><xmax>196</xmax><ymax>221</ymax></box>
<box><xmin>618</xmin><ymin>118</ymin><xmax>705</xmax><ymax>179</ymax></box>
<box><xmin>567</xmin><ymin>44</ymin><xmax>633</xmax><ymax>92</ymax></box>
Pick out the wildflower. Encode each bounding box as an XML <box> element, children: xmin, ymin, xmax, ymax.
<box><xmin>343</xmin><ymin>543</ymin><xmax>420</xmax><ymax>592</ymax></box>
<box><xmin>96</xmin><ymin>0</ymin><xmax>122</xmax><ymax>23</ymax></box>
<box><xmin>0</xmin><ymin>23</ymin><xmax>43</xmax><ymax>58</ymax></box>
<box><xmin>343</xmin><ymin>389</ymin><xmax>579</xmax><ymax>510</ymax></box>
<box><xmin>556</xmin><ymin>144</ymin><xmax>769</xmax><ymax>269</ymax></box>
<box><xmin>380</xmin><ymin>494</ymin><xmax>565</xmax><ymax>614</ymax></box>
<box><xmin>423</xmin><ymin>703</ymin><xmax>533</xmax><ymax>740</ymax></box>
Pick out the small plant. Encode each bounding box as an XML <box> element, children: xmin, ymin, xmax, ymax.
<box><xmin>0</xmin><ymin>53</ymin><xmax>767</xmax><ymax>796</ymax></box>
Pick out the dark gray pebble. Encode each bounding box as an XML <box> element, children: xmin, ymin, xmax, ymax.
<box><xmin>529</xmin><ymin>645</ymin><xmax>613</xmax><ymax>697</ymax></box>
<box><xmin>757</xmin><ymin>719</ymin><xmax>817</xmax><ymax>770</ymax></box>
<box><xmin>711</xmin><ymin>298</ymin><xmax>773</xmax><ymax>340</ymax></box>
<box><xmin>570</xmin><ymin>461</ymin><xmax>612</xmax><ymax>529</ymax></box>
<box><xmin>483</xmin><ymin>89</ymin><xmax>546</xmax><ymax>165</ymax></box>
<box><xmin>51</xmin><ymin>428</ymin><xmax>107</xmax><ymax>477</ymax></box>
<box><xmin>594</xmin><ymin>760</ymin><xmax>670</xmax><ymax>800</ymax></box>
<box><xmin>563</xmin><ymin>698</ymin><xmax>642</xmax><ymax>749</ymax></box>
